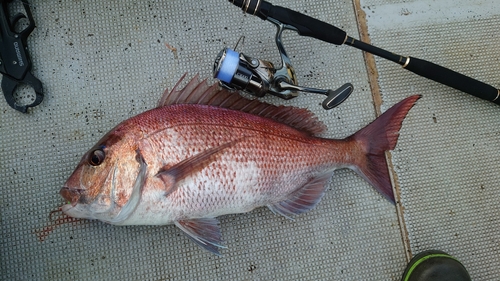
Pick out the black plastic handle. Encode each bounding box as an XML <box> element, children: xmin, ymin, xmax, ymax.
<box><xmin>404</xmin><ymin>57</ymin><xmax>499</xmax><ymax>104</ymax></box>
<box><xmin>323</xmin><ymin>83</ymin><xmax>353</xmax><ymax>110</ymax></box>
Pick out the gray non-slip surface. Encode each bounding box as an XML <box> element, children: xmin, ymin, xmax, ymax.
<box><xmin>1</xmin><ymin>0</ymin><xmax>498</xmax><ymax>280</ymax></box>
<box><xmin>362</xmin><ymin>0</ymin><xmax>500</xmax><ymax>279</ymax></box>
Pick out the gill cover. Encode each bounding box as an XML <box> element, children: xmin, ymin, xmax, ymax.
<box><xmin>107</xmin><ymin>150</ymin><xmax>147</xmax><ymax>224</ymax></box>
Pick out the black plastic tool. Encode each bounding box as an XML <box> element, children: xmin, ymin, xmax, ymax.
<box><xmin>0</xmin><ymin>0</ymin><xmax>43</xmax><ymax>113</ymax></box>
<box><xmin>228</xmin><ymin>0</ymin><xmax>500</xmax><ymax>105</ymax></box>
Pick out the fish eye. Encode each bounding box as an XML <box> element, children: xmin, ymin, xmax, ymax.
<box><xmin>89</xmin><ymin>148</ymin><xmax>105</xmax><ymax>166</ymax></box>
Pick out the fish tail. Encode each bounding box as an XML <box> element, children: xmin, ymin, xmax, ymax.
<box><xmin>348</xmin><ymin>95</ymin><xmax>421</xmax><ymax>203</ymax></box>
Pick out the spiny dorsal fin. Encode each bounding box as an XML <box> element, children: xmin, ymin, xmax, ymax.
<box><xmin>158</xmin><ymin>74</ymin><xmax>326</xmax><ymax>136</ymax></box>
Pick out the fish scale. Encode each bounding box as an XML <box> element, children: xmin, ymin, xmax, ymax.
<box><xmin>60</xmin><ymin>75</ymin><xmax>420</xmax><ymax>255</ymax></box>
<box><xmin>137</xmin><ymin>107</ymin><xmax>333</xmax><ymax>215</ymax></box>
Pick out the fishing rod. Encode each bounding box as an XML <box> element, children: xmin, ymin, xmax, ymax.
<box><xmin>214</xmin><ymin>0</ymin><xmax>500</xmax><ymax>107</ymax></box>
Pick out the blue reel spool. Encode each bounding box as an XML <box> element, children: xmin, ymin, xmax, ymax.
<box><xmin>214</xmin><ymin>48</ymin><xmax>240</xmax><ymax>84</ymax></box>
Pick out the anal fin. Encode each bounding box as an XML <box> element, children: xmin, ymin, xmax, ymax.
<box><xmin>175</xmin><ymin>218</ymin><xmax>226</xmax><ymax>255</ymax></box>
<box><xmin>268</xmin><ymin>170</ymin><xmax>334</xmax><ymax>220</ymax></box>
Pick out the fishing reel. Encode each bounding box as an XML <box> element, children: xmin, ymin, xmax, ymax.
<box><xmin>213</xmin><ymin>18</ymin><xmax>353</xmax><ymax>110</ymax></box>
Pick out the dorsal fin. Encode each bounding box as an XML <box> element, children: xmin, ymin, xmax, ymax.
<box><xmin>158</xmin><ymin>74</ymin><xmax>326</xmax><ymax>136</ymax></box>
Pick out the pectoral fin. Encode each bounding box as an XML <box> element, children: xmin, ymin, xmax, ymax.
<box><xmin>175</xmin><ymin>218</ymin><xmax>226</xmax><ymax>255</ymax></box>
<box><xmin>156</xmin><ymin>140</ymin><xmax>239</xmax><ymax>196</ymax></box>
<box><xmin>268</xmin><ymin>170</ymin><xmax>334</xmax><ymax>220</ymax></box>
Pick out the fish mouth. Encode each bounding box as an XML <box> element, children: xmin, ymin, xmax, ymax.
<box><xmin>60</xmin><ymin>186</ymin><xmax>83</xmax><ymax>206</ymax></box>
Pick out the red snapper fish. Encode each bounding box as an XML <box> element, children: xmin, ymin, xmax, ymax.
<box><xmin>60</xmin><ymin>74</ymin><xmax>420</xmax><ymax>255</ymax></box>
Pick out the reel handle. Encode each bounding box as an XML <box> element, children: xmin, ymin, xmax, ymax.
<box><xmin>277</xmin><ymin>81</ymin><xmax>353</xmax><ymax>110</ymax></box>
<box><xmin>323</xmin><ymin>84</ymin><xmax>354</xmax><ymax>110</ymax></box>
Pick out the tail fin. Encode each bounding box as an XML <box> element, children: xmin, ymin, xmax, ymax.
<box><xmin>349</xmin><ymin>95</ymin><xmax>421</xmax><ymax>203</ymax></box>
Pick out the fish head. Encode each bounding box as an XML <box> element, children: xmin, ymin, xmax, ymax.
<box><xmin>60</xmin><ymin>124</ymin><xmax>145</xmax><ymax>223</ymax></box>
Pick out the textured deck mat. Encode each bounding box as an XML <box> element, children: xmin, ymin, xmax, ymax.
<box><xmin>2</xmin><ymin>0</ymin><xmax>497</xmax><ymax>280</ymax></box>
<box><xmin>360</xmin><ymin>0</ymin><xmax>500</xmax><ymax>280</ymax></box>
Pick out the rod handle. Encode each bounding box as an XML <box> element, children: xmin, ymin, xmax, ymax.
<box><xmin>267</xmin><ymin>6</ymin><xmax>347</xmax><ymax>45</ymax></box>
<box><xmin>229</xmin><ymin>0</ymin><xmax>347</xmax><ymax>45</ymax></box>
<box><xmin>404</xmin><ymin>57</ymin><xmax>500</xmax><ymax>104</ymax></box>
